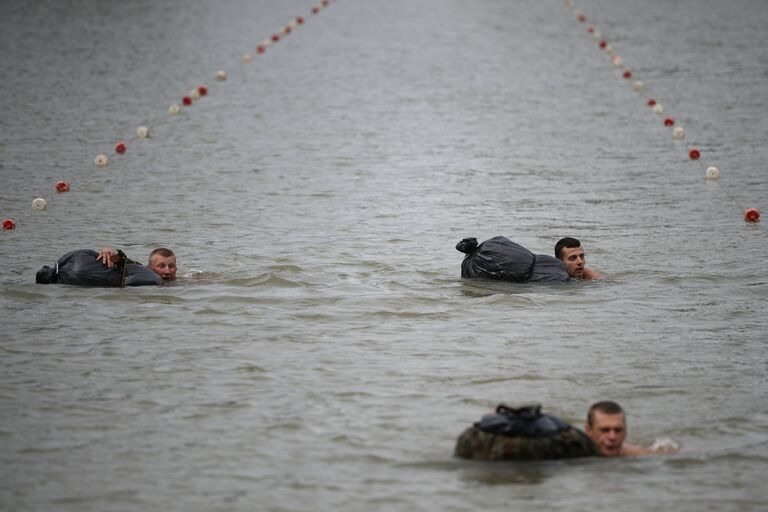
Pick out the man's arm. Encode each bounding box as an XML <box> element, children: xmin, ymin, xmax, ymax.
<box><xmin>622</xmin><ymin>441</ymin><xmax>679</xmax><ymax>456</ymax></box>
<box><xmin>582</xmin><ymin>267</ymin><xmax>602</xmax><ymax>280</ymax></box>
<box><xmin>95</xmin><ymin>247</ymin><xmax>141</xmax><ymax>268</ymax></box>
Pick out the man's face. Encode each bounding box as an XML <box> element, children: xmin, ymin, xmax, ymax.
<box><xmin>148</xmin><ymin>254</ymin><xmax>177</xmax><ymax>281</ymax></box>
<box><xmin>560</xmin><ymin>246</ymin><xmax>586</xmax><ymax>278</ymax></box>
<box><xmin>586</xmin><ymin>411</ymin><xmax>627</xmax><ymax>456</ymax></box>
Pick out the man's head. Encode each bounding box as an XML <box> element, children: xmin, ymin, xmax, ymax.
<box><xmin>585</xmin><ymin>401</ymin><xmax>627</xmax><ymax>457</ymax></box>
<box><xmin>555</xmin><ymin>237</ymin><xmax>586</xmax><ymax>278</ymax></box>
<box><xmin>148</xmin><ymin>248</ymin><xmax>177</xmax><ymax>281</ymax></box>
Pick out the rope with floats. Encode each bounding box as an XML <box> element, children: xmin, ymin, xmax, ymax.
<box><xmin>563</xmin><ymin>0</ymin><xmax>762</xmax><ymax>229</ymax></box>
<box><xmin>2</xmin><ymin>0</ymin><xmax>337</xmax><ymax>232</ymax></box>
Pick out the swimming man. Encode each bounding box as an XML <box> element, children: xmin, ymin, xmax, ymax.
<box><xmin>555</xmin><ymin>237</ymin><xmax>601</xmax><ymax>280</ymax></box>
<box><xmin>97</xmin><ymin>247</ymin><xmax>177</xmax><ymax>281</ymax></box>
<box><xmin>586</xmin><ymin>401</ymin><xmax>677</xmax><ymax>456</ymax></box>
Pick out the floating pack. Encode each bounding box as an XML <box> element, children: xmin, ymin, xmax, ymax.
<box><xmin>35</xmin><ymin>249</ymin><xmax>163</xmax><ymax>287</ymax></box>
<box><xmin>456</xmin><ymin>236</ymin><xmax>569</xmax><ymax>283</ymax></box>
<box><xmin>454</xmin><ymin>404</ymin><xmax>598</xmax><ymax>461</ymax></box>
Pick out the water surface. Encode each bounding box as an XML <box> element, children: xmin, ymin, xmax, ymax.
<box><xmin>1</xmin><ymin>1</ymin><xmax>767</xmax><ymax>511</ymax></box>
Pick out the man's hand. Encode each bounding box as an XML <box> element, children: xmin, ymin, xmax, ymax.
<box><xmin>96</xmin><ymin>247</ymin><xmax>119</xmax><ymax>268</ymax></box>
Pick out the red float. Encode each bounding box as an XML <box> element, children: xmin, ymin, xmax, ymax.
<box><xmin>283</xmin><ymin>25</ymin><xmax>292</xmax><ymax>34</ymax></box>
<box><xmin>198</xmin><ymin>85</ymin><xmax>208</xmax><ymax>96</ymax></box>
<box><xmin>183</xmin><ymin>96</ymin><xmax>192</xmax><ymax>106</ymax></box>
<box><xmin>689</xmin><ymin>148</ymin><xmax>701</xmax><ymax>160</ymax></box>
<box><xmin>623</xmin><ymin>70</ymin><xmax>632</xmax><ymax>79</ymax></box>
<box><xmin>55</xmin><ymin>180</ymin><xmax>70</xmax><ymax>193</ymax></box>
<box><xmin>599</xmin><ymin>40</ymin><xmax>607</xmax><ymax>49</ymax></box>
<box><xmin>312</xmin><ymin>6</ymin><xmax>320</xmax><ymax>14</ymax></box>
<box><xmin>647</xmin><ymin>99</ymin><xmax>657</xmax><ymax>107</ymax></box>
<box><xmin>587</xmin><ymin>26</ymin><xmax>594</xmax><ymax>34</ymax></box>
<box><xmin>322</xmin><ymin>0</ymin><xmax>330</xmax><ymax>5</ymax></box>
<box><xmin>577</xmin><ymin>14</ymin><xmax>586</xmax><ymax>22</ymax></box>
<box><xmin>664</xmin><ymin>117</ymin><xmax>675</xmax><ymax>127</ymax></box>
<box><xmin>296</xmin><ymin>16</ymin><xmax>304</xmax><ymax>25</ymax></box>
<box><xmin>257</xmin><ymin>45</ymin><xmax>266</xmax><ymax>54</ymax></box>
<box><xmin>115</xmin><ymin>141</ymin><xmax>127</xmax><ymax>154</ymax></box>
<box><xmin>2</xmin><ymin>218</ymin><xmax>15</xmax><ymax>230</ymax></box>
<box><xmin>745</xmin><ymin>208</ymin><xmax>760</xmax><ymax>223</ymax></box>
<box><xmin>271</xmin><ymin>34</ymin><xmax>281</xmax><ymax>42</ymax></box>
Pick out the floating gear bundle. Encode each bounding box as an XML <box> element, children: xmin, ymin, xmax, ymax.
<box><xmin>454</xmin><ymin>404</ymin><xmax>598</xmax><ymax>461</ymax></box>
<box><xmin>35</xmin><ymin>249</ymin><xmax>162</xmax><ymax>287</ymax></box>
<box><xmin>456</xmin><ymin>236</ymin><xmax>569</xmax><ymax>283</ymax></box>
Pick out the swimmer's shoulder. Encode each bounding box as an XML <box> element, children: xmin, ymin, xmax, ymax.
<box><xmin>582</xmin><ymin>268</ymin><xmax>602</xmax><ymax>280</ymax></box>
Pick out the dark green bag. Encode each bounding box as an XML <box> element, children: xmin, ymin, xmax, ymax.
<box><xmin>454</xmin><ymin>404</ymin><xmax>598</xmax><ymax>461</ymax></box>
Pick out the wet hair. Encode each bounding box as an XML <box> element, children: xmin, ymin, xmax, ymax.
<box><xmin>149</xmin><ymin>247</ymin><xmax>175</xmax><ymax>263</ymax></box>
<box><xmin>587</xmin><ymin>401</ymin><xmax>624</xmax><ymax>427</ymax></box>
<box><xmin>555</xmin><ymin>237</ymin><xmax>581</xmax><ymax>260</ymax></box>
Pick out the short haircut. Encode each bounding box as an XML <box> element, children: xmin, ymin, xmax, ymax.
<box><xmin>555</xmin><ymin>237</ymin><xmax>581</xmax><ymax>260</ymax></box>
<box><xmin>149</xmin><ymin>247</ymin><xmax>175</xmax><ymax>262</ymax></box>
<box><xmin>587</xmin><ymin>401</ymin><xmax>624</xmax><ymax>426</ymax></box>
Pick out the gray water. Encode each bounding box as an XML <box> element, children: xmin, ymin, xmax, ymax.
<box><xmin>1</xmin><ymin>0</ymin><xmax>767</xmax><ymax>510</ymax></box>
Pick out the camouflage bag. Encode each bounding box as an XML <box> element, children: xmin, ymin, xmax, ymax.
<box><xmin>454</xmin><ymin>404</ymin><xmax>598</xmax><ymax>461</ymax></box>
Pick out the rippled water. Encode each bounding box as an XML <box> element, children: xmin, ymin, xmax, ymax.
<box><xmin>2</xmin><ymin>0</ymin><xmax>767</xmax><ymax>510</ymax></box>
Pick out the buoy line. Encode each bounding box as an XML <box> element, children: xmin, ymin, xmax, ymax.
<box><xmin>562</xmin><ymin>0</ymin><xmax>762</xmax><ymax>228</ymax></box>
<box><xmin>2</xmin><ymin>1</ymin><xmax>337</xmax><ymax>232</ymax></box>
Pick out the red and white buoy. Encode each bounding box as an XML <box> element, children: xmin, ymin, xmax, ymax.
<box><xmin>55</xmin><ymin>180</ymin><xmax>70</xmax><ymax>193</ymax></box>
